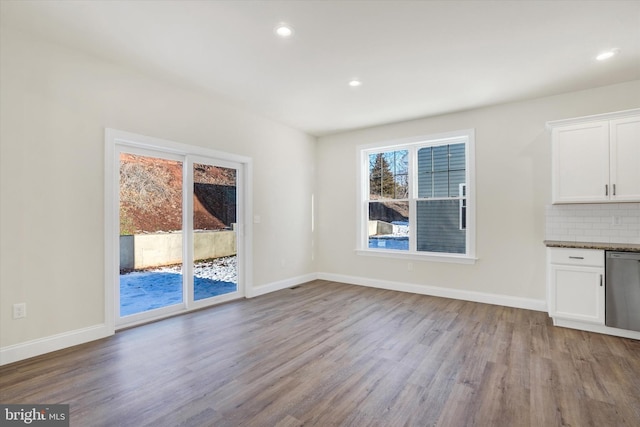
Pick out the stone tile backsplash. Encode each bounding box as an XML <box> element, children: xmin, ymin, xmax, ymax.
<box><xmin>545</xmin><ymin>203</ymin><xmax>640</xmax><ymax>244</ymax></box>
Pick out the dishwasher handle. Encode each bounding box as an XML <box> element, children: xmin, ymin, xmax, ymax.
<box><xmin>607</xmin><ymin>251</ymin><xmax>640</xmax><ymax>261</ymax></box>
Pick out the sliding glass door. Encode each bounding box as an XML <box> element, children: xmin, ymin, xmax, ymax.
<box><xmin>118</xmin><ymin>149</ymin><xmax>185</xmax><ymax>322</ymax></box>
<box><xmin>189</xmin><ymin>157</ymin><xmax>241</xmax><ymax>307</ymax></box>
<box><xmin>115</xmin><ymin>145</ymin><xmax>243</xmax><ymax>327</ymax></box>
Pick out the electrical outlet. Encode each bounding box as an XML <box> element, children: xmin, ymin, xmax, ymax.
<box><xmin>408</xmin><ymin>262</ymin><xmax>413</xmax><ymax>271</ymax></box>
<box><xmin>612</xmin><ymin>216</ymin><xmax>622</xmax><ymax>226</ymax></box>
<box><xmin>13</xmin><ymin>303</ymin><xmax>26</xmax><ymax>319</ymax></box>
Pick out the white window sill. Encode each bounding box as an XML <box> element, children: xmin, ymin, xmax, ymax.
<box><xmin>356</xmin><ymin>249</ymin><xmax>477</xmax><ymax>264</ymax></box>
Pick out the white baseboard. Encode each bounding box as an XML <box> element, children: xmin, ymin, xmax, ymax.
<box><xmin>317</xmin><ymin>272</ymin><xmax>547</xmax><ymax>312</ymax></box>
<box><xmin>1</xmin><ymin>272</ymin><xmax>546</xmax><ymax>366</ymax></box>
<box><xmin>0</xmin><ymin>324</ymin><xmax>114</xmax><ymax>366</ymax></box>
<box><xmin>553</xmin><ymin>318</ymin><xmax>640</xmax><ymax>340</ymax></box>
<box><xmin>246</xmin><ymin>273</ymin><xmax>319</xmax><ymax>298</ymax></box>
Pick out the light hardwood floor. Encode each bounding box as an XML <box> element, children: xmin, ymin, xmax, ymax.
<box><xmin>2</xmin><ymin>280</ymin><xmax>639</xmax><ymax>426</ymax></box>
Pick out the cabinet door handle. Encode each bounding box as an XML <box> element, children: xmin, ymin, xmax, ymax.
<box><xmin>569</xmin><ymin>256</ymin><xmax>584</xmax><ymax>259</ymax></box>
<box><xmin>600</xmin><ymin>274</ymin><xmax>603</xmax><ymax>287</ymax></box>
<box><xmin>613</xmin><ymin>184</ymin><xmax>616</xmax><ymax>196</ymax></box>
<box><xmin>605</xmin><ymin>184</ymin><xmax>608</xmax><ymax>196</ymax></box>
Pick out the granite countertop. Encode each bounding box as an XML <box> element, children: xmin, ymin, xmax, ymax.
<box><xmin>544</xmin><ymin>240</ymin><xmax>640</xmax><ymax>252</ymax></box>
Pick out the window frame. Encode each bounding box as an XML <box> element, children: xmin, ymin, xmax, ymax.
<box><xmin>356</xmin><ymin>129</ymin><xmax>476</xmax><ymax>264</ymax></box>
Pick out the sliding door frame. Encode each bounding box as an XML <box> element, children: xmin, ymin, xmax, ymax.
<box><xmin>186</xmin><ymin>155</ymin><xmax>245</xmax><ymax>311</ymax></box>
<box><xmin>115</xmin><ymin>145</ymin><xmax>187</xmax><ymax>325</ymax></box>
<box><xmin>105</xmin><ymin>129</ymin><xmax>253</xmax><ymax>330</ymax></box>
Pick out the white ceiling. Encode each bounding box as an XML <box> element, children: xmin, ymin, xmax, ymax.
<box><xmin>2</xmin><ymin>1</ymin><xmax>639</xmax><ymax>136</ymax></box>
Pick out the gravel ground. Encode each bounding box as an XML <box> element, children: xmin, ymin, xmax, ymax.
<box><xmin>153</xmin><ymin>255</ymin><xmax>237</xmax><ymax>283</ymax></box>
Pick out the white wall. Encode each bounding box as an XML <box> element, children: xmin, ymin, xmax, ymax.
<box><xmin>0</xmin><ymin>27</ymin><xmax>316</xmax><ymax>353</ymax></box>
<box><xmin>316</xmin><ymin>80</ymin><xmax>640</xmax><ymax>307</ymax></box>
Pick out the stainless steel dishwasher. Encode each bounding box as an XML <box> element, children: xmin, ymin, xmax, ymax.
<box><xmin>606</xmin><ymin>251</ymin><xmax>640</xmax><ymax>332</ymax></box>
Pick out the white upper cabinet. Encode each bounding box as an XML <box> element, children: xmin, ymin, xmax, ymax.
<box><xmin>610</xmin><ymin>115</ymin><xmax>640</xmax><ymax>202</ymax></box>
<box><xmin>551</xmin><ymin>121</ymin><xmax>609</xmax><ymax>203</ymax></box>
<box><xmin>548</xmin><ymin>109</ymin><xmax>640</xmax><ymax>204</ymax></box>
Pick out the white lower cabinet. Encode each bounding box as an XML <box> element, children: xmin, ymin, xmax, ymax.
<box><xmin>547</xmin><ymin>248</ymin><xmax>604</xmax><ymax>325</ymax></box>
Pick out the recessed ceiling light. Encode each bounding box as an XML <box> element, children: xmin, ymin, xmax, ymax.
<box><xmin>596</xmin><ymin>49</ymin><xmax>620</xmax><ymax>61</ymax></box>
<box><xmin>274</xmin><ymin>24</ymin><xmax>294</xmax><ymax>38</ymax></box>
<box><xmin>349</xmin><ymin>79</ymin><xmax>362</xmax><ymax>87</ymax></box>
